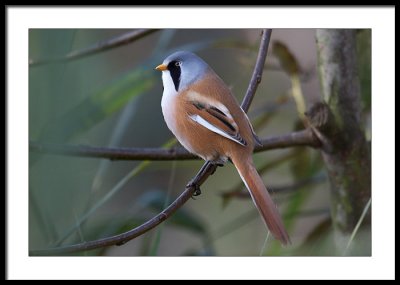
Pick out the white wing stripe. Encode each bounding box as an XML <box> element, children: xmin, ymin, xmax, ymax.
<box><xmin>189</xmin><ymin>114</ymin><xmax>246</xmax><ymax>146</ymax></box>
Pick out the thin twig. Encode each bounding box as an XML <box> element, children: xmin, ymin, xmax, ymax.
<box><xmin>30</xmin><ymin>29</ymin><xmax>278</xmax><ymax>256</ymax></box>
<box><xmin>29</xmin><ymin>129</ymin><xmax>320</xmax><ymax>161</ymax></box>
<box><xmin>30</xmin><ymin>162</ymin><xmax>215</xmax><ymax>256</ymax></box>
<box><xmin>30</xmin><ymin>171</ymin><xmax>201</xmax><ymax>255</ymax></box>
<box><xmin>242</xmin><ymin>29</ymin><xmax>272</xmax><ymax>112</ymax></box>
<box><xmin>29</xmin><ymin>29</ymin><xmax>159</xmax><ymax>67</ymax></box>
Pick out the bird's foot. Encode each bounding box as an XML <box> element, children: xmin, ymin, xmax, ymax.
<box><xmin>187</xmin><ymin>180</ymin><xmax>202</xmax><ymax>197</ymax></box>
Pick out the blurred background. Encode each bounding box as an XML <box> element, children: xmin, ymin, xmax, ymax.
<box><xmin>29</xmin><ymin>29</ymin><xmax>371</xmax><ymax>256</ymax></box>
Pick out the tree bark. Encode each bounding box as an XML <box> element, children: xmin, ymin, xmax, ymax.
<box><xmin>313</xmin><ymin>29</ymin><xmax>371</xmax><ymax>248</ymax></box>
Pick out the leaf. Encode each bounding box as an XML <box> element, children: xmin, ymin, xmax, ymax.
<box><xmin>272</xmin><ymin>41</ymin><xmax>301</xmax><ymax>76</ymax></box>
<box><xmin>38</xmin><ymin>68</ymin><xmax>155</xmax><ymax>142</ymax></box>
<box><xmin>36</xmin><ymin>39</ymin><xmax>219</xmax><ymax>143</ymax></box>
<box><xmin>54</xmin><ymin>138</ymin><xmax>177</xmax><ymax>246</ymax></box>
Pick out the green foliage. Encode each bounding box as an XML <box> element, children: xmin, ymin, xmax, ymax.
<box><xmin>272</xmin><ymin>41</ymin><xmax>301</xmax><ymax>76</ymax></box>
<box><xmin>38</xmin><ymin>69</ymin><xmax>155</xmax><ymax>142</ymax></box>
<box><xmin>29</xmin><ymin>29</ymin><xmax>371</xmax><ymax>256</ymax></box>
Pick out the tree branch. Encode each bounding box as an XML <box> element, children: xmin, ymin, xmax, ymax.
<box><xmin>242</xmin><ymin>29</ymin><xmax>272</xmax><ymax>112</ymax></box>
<box><xmin>30</xmin><ymin>162</ymin><xmax>212</xmax><ymax>256</ymax></box>
<box><xmin>29</xmin><ymin>29</ymin><xmax>159</xmax><ymax>67</ymax></box>
<box><xmin>30</xmin><ymin>28</ymin><xmax>290</xmax><ymax>256</ymax></box>
<box><xmin>29</xmin><ymin>129</ymin><xmax>320</xmax><ymax>161</ymax></box>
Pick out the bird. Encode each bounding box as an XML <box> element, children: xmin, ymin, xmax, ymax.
<box><xmin>155</xmin><ymin>51</ymin><xmax>290</xmax><ymax>245</ymax></box>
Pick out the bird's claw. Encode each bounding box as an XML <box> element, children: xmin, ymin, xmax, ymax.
<box><xmin>187</xmin><ymin>181</ymin><xmax>202</xmax><ymax>197</ymax></box>
<box><xmin>193</xmin><ymin>187</ymin><xmax>202</xmax><ymax>197</ymax></box>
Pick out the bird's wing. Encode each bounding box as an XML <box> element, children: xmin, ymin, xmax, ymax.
<box><xmin>187</xmin><ymin>100</ymin><xmax>247</xmax><ymax>146</ymax></box>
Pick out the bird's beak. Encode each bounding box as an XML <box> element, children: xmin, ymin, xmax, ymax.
<box><xmin>155</xmin><ymin>64</ymin><xmax>167</xmax><ymax>71</ymax></box>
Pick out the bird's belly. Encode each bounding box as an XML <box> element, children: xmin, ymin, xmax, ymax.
<box><xmin>162</xmin><ymin>92</ymin><xmax>196</xmax><ymax>153</ymax></box>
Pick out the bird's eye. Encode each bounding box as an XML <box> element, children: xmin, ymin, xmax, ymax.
<box><xmin>175</xmin><ymin>61</ymin><xmax>182</xmax><ymax>67</ymax></box>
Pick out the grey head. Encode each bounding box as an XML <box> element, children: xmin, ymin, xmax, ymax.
<box><xmin>159</xmin><ymin>51</ymin><xmax>210</xmax><ymax>92</ymax></box>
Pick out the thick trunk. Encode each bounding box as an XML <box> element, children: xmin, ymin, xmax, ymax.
<box><xmin>313</xmin><ymin>29</ymin><xmax>371</xmax><ymax>249</ymax></box>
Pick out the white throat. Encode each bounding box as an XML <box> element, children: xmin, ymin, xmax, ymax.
<box><xmin>161</xmin><ymin>70</ymin><xmax>179</xmax><ymax>116</ymax></box>
<box><xmin>161</xmin><ymin>70</ymin><xmax>178</xmax><ymax>99</ymax></box>
<box><xmin>160</xmin><ymin>70</ymin><xmax>179</xmax><ymax>139</ymax></box>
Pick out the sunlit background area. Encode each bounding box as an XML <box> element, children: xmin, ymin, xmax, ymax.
<box><xmin>29</xmin><ymin>29</ymin><xmax>371</xmax><ymax>256</ymax></box>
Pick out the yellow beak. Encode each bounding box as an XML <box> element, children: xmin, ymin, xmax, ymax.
<box><xmin>155</xmin><ymin>64</ymin><xmax>168</xmax><ymax>71</ymax></box>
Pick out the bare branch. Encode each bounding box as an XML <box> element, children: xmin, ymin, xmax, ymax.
<box><xmin>30</xmin><ymin>164</ymin><xmax>208</xmax><ymax>255</ymax></box>
<box><xmin>30</xmin><ymin>29</ymin><xmax>290</xmax><ymax>256</ymax></box>
<box><xmin>257</xmin><ymin>128</ymin><xmax>320</xmax><ymax>150</ymax></box>
<box><xmin>29</xmin><ymin>141</ymin><xmax>195</xmax><ymax>161</ymax></box>
<box><xmin>29</xmin><ymin>29</ymin><xmax>159</xmax><ymax>67</ymax></box>
<box><xmin>241</xmin><ymin>29</ymin><xmax>272</xmax><ymax>112</ymax></box>
<box><xmin>29</xmin><ymin>129</ymin><xmax>320</xmax><ymax>161</ymax></box>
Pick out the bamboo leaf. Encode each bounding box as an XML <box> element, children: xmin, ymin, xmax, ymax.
<box><xmin>38</xmin><ymin>68</ymin><xmax>155</xmax><ymax>142</ymax></box>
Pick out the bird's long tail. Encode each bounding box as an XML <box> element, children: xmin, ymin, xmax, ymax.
<box><xmin>231</xmin><ymin>155</ymin><xmax>290</xmax><ymax>245</ymax></box>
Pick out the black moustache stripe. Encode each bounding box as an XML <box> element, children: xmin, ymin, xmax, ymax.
<box><xmin>168</xmin><ymin>61</ymin><xmax>181</xmax><ymax>92</ymax></box>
